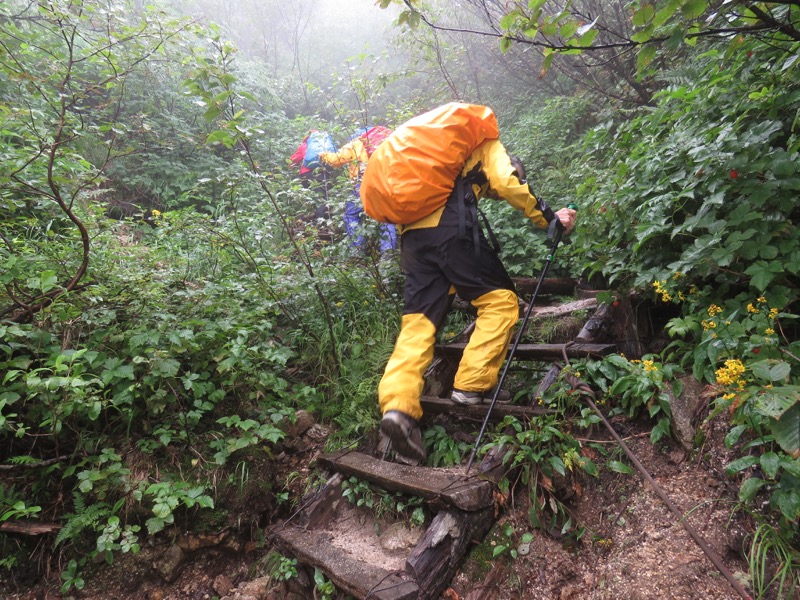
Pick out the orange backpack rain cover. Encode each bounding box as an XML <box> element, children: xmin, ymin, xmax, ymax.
<box><xmin>360</xmin><ymin>103</ymin><xmax>500</xmax><ymax>224</ymax></box>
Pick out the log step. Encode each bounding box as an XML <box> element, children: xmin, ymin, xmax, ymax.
<box><xmin>316</xmin><ymin>451</ymin><xmax>493</xmax><ymax>512</ymax></box>
<box><xmin>420</xmin><ymin>395</ymin><xmax>550</xmax><ymax>420</ymax></box>
<box><xmin>274</xmin><ymin>527</ymin><xmax>419</xmax><ymax>600</ymax></box>
<box><xmin>435</xmin><ymin>342</ymin><xmax>616</xmax><ymax>361</ymax></box>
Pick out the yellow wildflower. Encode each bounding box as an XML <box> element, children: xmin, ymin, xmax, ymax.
<box><xmin>765</xmin><ymin>328</ymin><xmax>775</xmax><ymax>335</ymax></box>
<box><xmin>769</xmin><ymin>308</ymin><xmax>779</xmax><ymax>319</ymax></box>
<box><xmin>701</xmin><ymin>320</ymin><xmax>716</xmax><ymax>330</ymax></box>
<box><xmin>715</xmin><ymin>359</ymin><xmax>746</xmax><ymax>386</ymax></box>
<box><xmin>757</xmin><ymin>296</ymin><xmax>767</xmax><ymax>304</ymax></box>
<box><xmin>652</xmin><ymin>280</ymin><xmax>673</xmax><ymax>302</ymax></box>
<box><xmin>707</xmin><ymin>304</ymin><xmax>723</xmax><ymax>317</ymax></box>
<box><xmin>643</xmin><ymin>360</ymin><xmax>657</xmax><ymax>372</ymax></box>
<box><xmin>747</xmin><ymin>303</ymin><xmax>760</xmax><ymax>314</ymax></box>
<box><xmin>722</xmin><ymin>393</ymin><xmax>736</xmax><ymax>401</ymax></box>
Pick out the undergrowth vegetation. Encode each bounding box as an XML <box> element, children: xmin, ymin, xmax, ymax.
<box><xmin>1</xmin><ymin>0</ymin><xmax>798</xmax><ymax>596</ymax></box>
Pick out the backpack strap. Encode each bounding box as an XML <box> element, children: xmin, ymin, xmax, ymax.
<box><xmin>454</xmin><ymin>162</ymin><xmax>495</xmax><ymax>258</ymax></box>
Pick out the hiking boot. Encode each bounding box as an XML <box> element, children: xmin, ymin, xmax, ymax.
<box><xmin>380</xmin><ymin>410</ymin><xmax>427</xmax><ymax>465</ymax></box>
<box><xmin>451</xmin><ymin>387</ymin><xmax>512</xmax><ymax>405</ymax></box>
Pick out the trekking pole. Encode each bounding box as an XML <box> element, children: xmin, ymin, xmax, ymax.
<box><xmin>464</xmin><ymin>204</ymin><xmax>577</xmax><ymax>475</ymax></box>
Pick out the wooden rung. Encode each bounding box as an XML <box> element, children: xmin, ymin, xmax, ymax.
<box><xmin>420</xmin><ymin>396</ymin><xmax>550</xmax><ymax>420</ymax></box>
<box><xmin>274</xmin><ymin>527</ymin><xmax>419</xmax><ymax>600</ymax></box>
<box><xmin>435</xmin><ymin>342</ymin><xmax>616</xmax><ymax>361</ymax></box>
<box><xmin>316</xmin><ymin>451</ymin><xmax>493</xmax><ymax>512</ymax></box>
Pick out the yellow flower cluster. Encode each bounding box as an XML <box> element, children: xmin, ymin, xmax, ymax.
<box><xmin>715</xmin><ymin>359</ymin><xmax>746</xmax><ymax>388</ymax></box>
<box><xmin>707</xmin><ymin>304</ymin><xmax>723</xmax><ymax>317</ymax></box>
<box><xmin>701</xmin><ymin>320</ymin><xmax>716</xmax><ymax>330</ymax></box>
<box><xmin>642</xmin><ymin>359</ymin><xmax>658</xmax><ymax>372</ymax></box>
<box><xmin>652</xmin><ymin>280</ymin><xmax>672</xmax><ymax>302</ymax></box>
<box><xmin>747</xmin><ymin>303</ymin><xmax>760</xmax><ymax>314</ymax></box>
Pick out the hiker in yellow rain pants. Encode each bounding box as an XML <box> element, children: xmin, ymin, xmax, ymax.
<box><xmin>378</xmin><ymin>139</ymin><xmax>576</xmax><ymax>464</ymax></box>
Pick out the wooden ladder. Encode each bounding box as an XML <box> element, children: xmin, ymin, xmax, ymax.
<box><xmin>270</xmin><ymin>279</ymin><xmax>638</xmax><ymax>599</ymax></box>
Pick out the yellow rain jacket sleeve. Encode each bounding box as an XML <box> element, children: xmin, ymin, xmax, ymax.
<box><xmin>399</xmin><ymin>139</ymin><xmax>550</xmax><ymax>232</ymax></box>
<box><xmin>320</xmin><ymin>139</ymin><xmax>369</xmax><ymax>181</ymax></box>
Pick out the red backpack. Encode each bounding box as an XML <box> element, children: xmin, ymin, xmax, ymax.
<box><xmin>359</xmin><ymin>126</ymin><xmax>392</xmax><ymax>156</ymax></box>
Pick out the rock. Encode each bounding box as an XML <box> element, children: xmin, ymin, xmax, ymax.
<box><xmin>284</xmin><ymin>410</ymin><xmax>315</xmax><ymax>437</ymax></box>
<box><xmin>153</xmin><ymin>544</ymin><xmax>185</xmax><ymax>583</ymax></box>
<box><xmin>379</xmin><ymin>521</ymin><xmax>424</xmax><ymax>553</ymax></box>
<box><xmin>667</xmin><ymin>375</ymin><xmax>708</xmax><ymax>451</ymax></box>
<box><xmin>234</xmin><ymin>575</ymin><xmax>272</xmax><ymax>599</ymax></box>
<box><xmin>213</xmin><ymin>574</ymin><xmax>233</xmax><ymax>597</ymax></box>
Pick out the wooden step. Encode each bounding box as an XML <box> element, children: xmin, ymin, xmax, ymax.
<box><xmin>420</xmin><ymin>395</ymin><xmax>550</xmax><ymax>420</ymax></box>
<box><xmin>435</xmin><ymin>342</ymin><xmax>615</xmax><ymax>361</ymax></box>
<box><xmin>274</xmin><ymin>526</ymin><xmax>419</xmax><ymax>600</ymax></box>
<box><xmin>316</xmin><ymin>451</ymin><xmax>493</xmax><ymax>512</ymax></box>
<box><xmin>512</xmin><ymin>276</ymin><xmax>577</xmax><ymax>295</ymax></box>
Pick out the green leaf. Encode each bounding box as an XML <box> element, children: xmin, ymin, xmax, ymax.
<box><xmin>632</xmin><ymin>4</ymin><xmax>655</xmax><ymax>27</ymax></box>
<box><xmin>549</xmin><ymin>455</ymin><xmax>566</xmax><ymax>476</ymax></box>
<box><xmin>744</xmin><ymin>260</ymin><xmax>784</xmax><ymax>291</ymax></box>
<box><xmin>608</xmin><ymin>460</ymin><xmax>634</xmax><ymax>475</ymax></box>
<box><xmin>750</xmin><ymin>360</ymin><xmax>791</xmax><ymax>383</ymax></box>
<box><xmin>738</xmin><ymin>477</ymin><xmax>765</xmax><ymax>503</ymax></box>
<box><xmin>770</xmin><ymin>403</ymin><xmax>800</xmax><ymax>456</ymax></box>
<box><xmin>681</xmin><ymin>0</ymin><xmax>707</xmax><ymax>19</ymax></box>
<box><xmin>580</xmin><ymin>456</ymin><xmax>599</xmax><ymax>477</ymax></box>
<box><xmin>759</xmin><ymin>452</ymin><xmax>780</xmax><ymax>479</ymax></box>
<box><xmin>631</xmin><ymin>24</ymin><xmax>655</xmax><ymax>44</ymax></box>
<box><xmin>725</xmin><ymin>454</ymin><xmax>759</xmax><ymax>475</ymax></box>
<box><xmin>650</xmin><ymin>417</ymin><xmax>671</xmax><ymax>443</ymax></box>
<box><xmin>753</xmin><ymin>387</ymin><xmax>799</xmax><ymax>419</ymax></box>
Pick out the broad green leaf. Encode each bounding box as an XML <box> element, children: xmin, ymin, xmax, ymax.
<box><xmin>637</xmin><ymin>44</ymin><xmax>657</xmax><ymax>71</ymax></box>
<box><xmin>738</xmin><ymin>477</ymin><xmax>766</xmax><ymax>502</ymax></box>
<box><xmin>549</xmin><ymin>455</ymin><xmax>566</xmax><ymax>476</ymax></box>
<box><xmin>608</xmin><ymin>460</ymin><xmax>634</xmax><ymax>475</ymax></box>
<box><xmin>750</xmin><ymin>360</ymin><xmax>791</xmax><ymax>383</ymax></box>
<box><xmin>632</xmin><ymin>4</ymin><xmax>655</xmax><ymax>27</ymax></box>
<box><xmin>770</xmin><ymin>403</ymin><xmax>800</xmax><ymax>456</ymax></box>
<box><xmin>726</xmin><ymin>454</ymin><xmax>759</xmax><ymax>474</ymax></box>
<box><xmin>759</xmin><ymin>452</ymin><xmax>780</xmax><ymax>479</ymax></box>
<box><xmin>631</xmin><ymin>24</ymin><xmax>655</xmax><ymax>43</ymax></box>
<box><xmin>681</xmin><ymin>0</ymin><xmax>707</xmax><ymax>19</ymax></box>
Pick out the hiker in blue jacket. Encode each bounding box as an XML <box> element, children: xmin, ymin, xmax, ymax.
<box><xmin>321</xmin><ymin>128</ymin><xmax>397</xmax><ymax>253</ymax></box>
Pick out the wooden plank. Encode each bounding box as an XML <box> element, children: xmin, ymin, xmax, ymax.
<box><xmin>435</xmin><ymin>342</ymin><xmax>615</xmax><ymax>361</ymax></box>
<box><xmin>512</xmin><ymin>277</ymin><xmax>576</xmax><ymax>296</ymax></box>
<box><xmin>420</xmin><ymin>396</ymin><xmax>550</xmax><ymax>420</ymax></box>
<box><xmin>406</xmin><ymin>507</ymin><xmax>495</xmax><ymax>600</ymax></box>
<box><xmin>302</xmin><ymin>473</ymin><xmax>345</xmax><ymax>529</ymax></box>
<box><xmin>316</xmin><ymin>451</ymin><xmax>493</xmax><ymax>512</ymax></box>
<box><xmin>529</xmin><ymin>297</ymin><xmax>597</xmax><ymax>318</ymax></box>
<box><xmin>274</xmin><ymin>527</ymin><xmax>418</xmax><ymax>600</ymax></box>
